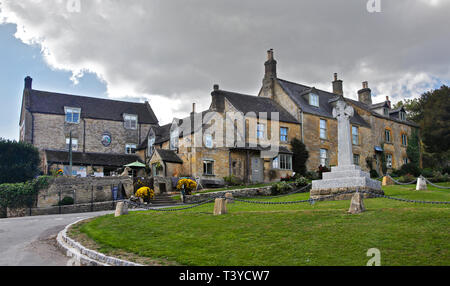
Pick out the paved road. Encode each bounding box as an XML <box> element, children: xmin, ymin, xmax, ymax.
<box><xmin>0</xmin><ymin>211</ymin><xmax>113</xmax><ymax>266</ymax></box>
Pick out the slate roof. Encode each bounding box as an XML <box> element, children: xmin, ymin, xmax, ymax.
<box><xmin>155</xmin><ymin>149</ymin><xmax>183</xmax><ymax>164</ymax></box>
<box><xmin>217</xmin><ymin>90</ymin><xmax>299</xmax><ymax>124</ymax></box>
<box><xmin>27</xmin><ymin>89</ymin><xmax>159</xmax><ymax>124</ymax></box>
<box><xmin>44</xmin><ymin>150</ymin><xmax>143</xmax><ymax>167</ymax></box>
<box><xmin>277</xmin><ymin>79</ymin><xmax>370</xmax><ymax>128</ymax></box>
<box><xmin>137</xmin><ymin>123</ymin><xmax>172</xmax><ymax>150</ymax></box>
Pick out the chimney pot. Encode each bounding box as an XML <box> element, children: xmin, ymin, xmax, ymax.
<box><xmin>24</xmin><ymin>76</ymin><xmax>33</xmax><ymax>89</ymax></box>
<box><xmin>334</xmin><ymin>73</ymin><xmax>338</xmax><ymax>81</ymax></box>
<box><xmin>213</xmin><ymin>84</ymin><xmax>219</xmax><ymax>91</ymax></box>
<box><xmin>267</xmin><ymin>49</ymin><xmax>274</xmax><ymax>61</ymax></box>
<box><xmin>362</xmin><ymin>81</ymin><xmax>369</xmax><ymax>89</ymax></box>
<box><xmin>332</xmin><ymin>73</ymin><xmax>343</xmax><ymax>96</ymax></box>
<box><xmin>192</xmin><ymin>103</ymin><xmax>196</xmax><ymax>113</ymax></box>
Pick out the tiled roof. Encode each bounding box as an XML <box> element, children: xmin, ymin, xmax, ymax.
<box><xmin>155</xmin><ymin>149</ymin><xmax>183</xmax><ymax>164</ymax></box>
<box><xmin>217</xmin><ymin>90</ymin><xmax>299</xmax><ymax>124</ymax></box>
<box><xmin>44</xmin><ymin>150</ymin><xmax>143</xmax><ymax>167</ymax></box>
<box><xmin>277</xmin><ymin>78</ymin><xmax>370</xmax><ymax>128</ymax></box>
<box><xmin>28</xmin><ymin>89</ymin><xmax>159</xmax><ymax>124</ymax></box>
<box><xmin>137</xmin><ymin>123</ymin><xmax>172</xmax><ymax>150</ymax></box>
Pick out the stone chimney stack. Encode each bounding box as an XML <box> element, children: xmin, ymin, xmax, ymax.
<box><xmin>210</xmin><ymin>84</ymin><xmax>224</xmax><ymax>112</ymax></box>
<box><xmin>358</xmin><ymin>81</ymin><xmax>373</xmax><ymax>105</ymax></box>
<box><xmin>24</xmin><ymin>76</ymin><xmax>33</xmax><ymax>90</ymax></box>
<box><xmin>191</xmin><ymin>103</ymin><xmax>196</xmax><ymax>116</ymax></box>
<box><xmin>332</xmin><ymin>73</ymin><xmax>343</xmax><ymax>96</ymax></box>
<box><xmin>262</xmin><ymin>49</ymin><xmax>277</xmax><ymax>99</ymax></box>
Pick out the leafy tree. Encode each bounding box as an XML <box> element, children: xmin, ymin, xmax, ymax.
<box><xmin>0</xmin><ymin>138</ymin><xmax>41</xmax><ymax>184</ymax></box>
<box><xmin>291</xmin><ymin>138</ymin><xmax>309</xmax><ymax>176</ymax></box>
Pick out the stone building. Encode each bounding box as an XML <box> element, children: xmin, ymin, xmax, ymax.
<box><xmin>258</xmin><ymin>49</ymin><xmax>419</xmax><ymax>174</ymax></box>
<box><xmin>137</xmin><ymin>50</ymin><xmax>419</xmax><ymax>192</ymax></box>
<box><xmin>19</xmin><ymin>77</ymin><xmax>159</xmax><ymax>176</ymax></box>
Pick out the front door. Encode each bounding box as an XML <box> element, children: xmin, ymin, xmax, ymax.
<box><xmin>251</xmin><ymin>157</ymin><xmax>264</xmax><ymax>183</ymax></box>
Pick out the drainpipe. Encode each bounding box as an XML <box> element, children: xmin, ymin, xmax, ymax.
<box><xmin>83</xmin><ymin>119</ymin><xmax>86</xmax><ymax>153</ymax></box>
<box><xmin>300</xmin><ymin>110</ymin><xmax>304</xmax><ymax>143</ymax></box>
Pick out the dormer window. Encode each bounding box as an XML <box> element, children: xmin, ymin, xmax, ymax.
<box><xmin>148</xmin><ymin>135</ymin><xmax>155</xmax><ymax>157</ymax></box>
<box><xmin>124</xmin><ymin>114</ymin><xmax>138</xmax><ymax>130</ymax></box>
<box><xmin>383</xmin><ymin>107</ymin><xmax>389</xmax><ymax>117</ymax></box>
<box><xmin>170</xmin><ymin>129</ymin><xmax>179</xmax><ymax>151</ymax></box>
<box><xmin>65</xmin><ymin>107</ymin><xmax>81</xmax><ymax>124</ymax></box>
<box><xmin>309</xmin><ymin>93</ymin><xmax>319</xmax><ymax>107</ymax></box>
<box><xmin>399</xmin><ymin>111</ymin><xmax>406</xmax><ymax>121</ymax></box>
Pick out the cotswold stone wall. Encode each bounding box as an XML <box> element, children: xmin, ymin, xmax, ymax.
<box><xmin>184</xmin><ymin>185</ymin><xmax>273</xmax><ymax>204</ymax></box>
<box><xmin>37</xmin><ymin>177</ymin><xmax>134</xmax><ymax>208</ymax></box>
<box><xmin>32</xmin><ymin>113</ymin><xmax>153</xmax><ymax>154</ymax></box>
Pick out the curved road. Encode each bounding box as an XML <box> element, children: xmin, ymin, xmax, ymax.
<box><xmin>0</xmin><ymin>211</ymin><xmax>112</xmax><ymax>266</ymax></box>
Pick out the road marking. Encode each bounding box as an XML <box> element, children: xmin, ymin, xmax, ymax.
<box><xmin>55</xmin><ymin>218</ymin><xmax>64</xmax><ymax>221</ymax></box>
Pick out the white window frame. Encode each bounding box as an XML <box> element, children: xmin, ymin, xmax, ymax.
<box><xmin>401</xmin><ymin>134</ymin><xmax>408</xmax><ymax>146</ymax></box>
<box><xmin>352</xmin><ymin>126</ymin><xmax>359</xmax><ymax>145</ymax></box>
<box><xmin>385</xmin><ymin>129</ymin><xmax>391</xmax><ymax>143</ymax></box>
<box><xmin>65</xmin><ymin>107</ymin><xmax>81</xmax><ymax>124</ymax></box>
<box><xmin>383</xmin><ymin>108</ymin><xmax>390</xmax><ymax>116</ymax></box>
<box><xmin>280</xmin><ymin>127</ymin><xmax>289</xmax><ymax>143</ymax></box>
<box><xmin>123</xmin><ymin>114</ymin><xmax>138</xmax><ymax>130</ymax></box>
<box><xmin>386</xmin><ymin>154</ymin><xmax>393</xmax><ymax>168</ymax></box>
<box><xmin>272</xmin><ymin>154</ymin><xmax>292</xmax><ymax>170</ymax></box>
<box><xmin>353</xmin><ymin>154</ymin><xmax>360</xmax><ymax>166</ymax></box>
<box><xmin>400</xmin><ymin>111</ymin><xmax>406</xmax><ymax>121</ymax></box>
<box><xmin>65</xmin><ymin>138</ymin><xmax>79</xmax><ymax>151</ymax></box>
<box><xmin>257</xmin><ymin>123</ymin><xmax>266</xmax><ymax>140</ymax></box>
<box><xmin>125</xmin><ymin>143</ymin><xmax>137</xmax><ymax>154</ymax></box>
<box><xmin>320</xmin><ymin>149</ymin><xmax>329</xmax><ymax>167</ymax></box>
<box><xmin>148</xmin><ymin>136</ymin><xmax>155</xmax><ymax>157</ymax></box>
<box><xmin>309</xmin><ymin>93</ymin><xmax>319</xmax><ymax>107</ymax></box>
<box><xmin>205</xmin><ymin>134</ymin><xmax>213</xmax><ymax>148</ymax></box>
<box><xmin>320</xmin><ymin>119</ymin><xmax>327</xmax><ymax>140</ymax></box>
<box><xmin>170</xmin><ymin>129</ymin><xmax>179</xmax><ymax>151</ymax></box>
<box><xmin>203</xmin><ymin>160</ymin><xmax>214</xmax><ymax>176</ymax></box>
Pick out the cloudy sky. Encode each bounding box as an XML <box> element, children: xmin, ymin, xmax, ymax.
<box><xmin>0</xmin><ymin>0</ymin><xmax>449</xmax><ymax>140</ymax></box>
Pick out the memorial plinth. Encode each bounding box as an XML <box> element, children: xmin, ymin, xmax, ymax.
<box><xmin>311</xmin><ymin>97</ymin><xmax>384</xmax><ymax>201</ymax></box>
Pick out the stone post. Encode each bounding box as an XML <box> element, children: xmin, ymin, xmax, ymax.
<box><xmin>416</xmin><ymin>176</ymin><xmax>427</xmax><ymax>191</ymax></box>
<box><xmin>115</xmin><ymin>202</ymin><xmax>129</xmax><ymax>217</ymax></box>
<box><xmin>213</xmin><ymin>198</ymin><xmax>227</xmax><ymax>216</ymax></box>
<box><xmin>382</xmin><ymin>176</ymin><xmax>394</xmax><ymax>186</ymax></box>
<box><xmin>348</xmin><ymin>192</ymin><xmax>365</xmax><ymax>214</ymax></box>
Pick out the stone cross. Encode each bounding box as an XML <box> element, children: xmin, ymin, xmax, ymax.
<box><xmin>332</xmin><ymin>99</ymin><xmax>354</xmax><ymax>167</ymax></box>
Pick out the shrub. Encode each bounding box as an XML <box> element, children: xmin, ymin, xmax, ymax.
<box><xmin>398</xmin><ymin>174</ymin><xmax>416</xmax><ymax>183</ymax></box>
<box><xmin>58</xmin><ymin>197</ymin><xmax>74</xmax><ymax>206</ymax></box>
<box><xmin>0</xmin><ymin>139</ymin><xmax>41</xmax><ymax>184</ymax></box>
<box><xmin>294</xmin><ymin>176</ymin><xmax>308</xmax><ymax>188</ymax></box>
<box><xmin>135</xmin><ymin>186</ymin><xmax>155</xmax><ymax>202</ymax></box>
<box><xmin>421</xmin><ymin>168</ymin><xmax>434</xmax><ymax>178</ymax></box>
<box><xmin>370</xmin><ymin>170</ymin><xmax>380</xmax><ymax>179</ymax></box>
<box><xmin>280</xmin><ymin>175</ymin><xmax>294</xmax><ymax>182</ymax></box>
<box><xmin>223</xmin><ymin>176</ymin><xmax>242</xmax><ymax>186</ymax></box>
<box><xmin>430</xmin><ymin>171</ymin><xmax>449</xmax><ymax>183</ymax></box>
<box><xmin>305</xmin><ymin>171</ymin><xmax>320</xmax><ymax>180</ymax></box>
<box><xmin>399</xmin><ymin>163</ymin><xmax>421</xmax><ymax>177</ymax></box>
<box><xmin>176</xmin><ymin>179</ymin><xmax>197</xmax><ymax>195</ymax></box>
<box><xmin>271</xmin><ymin>182</ymin><xmax>293</xmax><ymax>195</ymax></box>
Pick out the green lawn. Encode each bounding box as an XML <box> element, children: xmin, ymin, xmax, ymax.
<box><xmin>71</xmin><ymin>183</ymin><xmax>450</xmax><ymax>266</ymax></box>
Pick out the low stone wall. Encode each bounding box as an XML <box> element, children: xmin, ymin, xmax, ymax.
<box><xmin>184</xmin><ymin>186</ymin><xmax>273</xmax><ymax>204</ymax></box>
<box><xmin>6</xmin><ymin>201</ymin><xmax>120</xmax><ymax>218</ymax></box>
<box><xmin>37</xmin><ymin>176</ymin><xmax>133</xmax><ymax>208</ymax></box>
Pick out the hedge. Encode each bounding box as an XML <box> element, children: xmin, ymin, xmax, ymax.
<box><xmin>0</xmin><ymin>176</ymin><xmax>50</xmax><ymax>212</ymax></box>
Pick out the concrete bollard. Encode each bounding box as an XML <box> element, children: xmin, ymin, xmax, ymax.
<box><xmin>382</xmin><ymin>176</ymin><xmax>394</xmax><ymax>186</ymax></box>
<box><xmin>416</xmin><ymin>176</ymin><xmax>427</xmax><ymax>191</ymax></box>
<box><xmin>348</xmin><ymin>192</ymin><xmax>365</xmax><ymax>214</ymax></box>
<box><xmin>225</xmin><ymin>193</ymin><xmax>234</xmax><ymax>204</ymax></box>
<box><xmin>115</xmin><ymin>202</ymin><xmax>129</xmax><ymax>217</ymax></box>
<box><xmin>213</xmin><ymin>198</ymin><xmax>227</xmax><ymax>216</ymax></box>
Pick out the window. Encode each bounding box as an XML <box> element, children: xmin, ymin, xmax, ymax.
<box><xmin>403</xmin><ymin>157</ymin><xmax>409</xmax><ymax>165</ymax></box>
<box><xmin>65</xmin><ymin>138</ymin><xmax>78</xmax><ymax>151</ymax></box>
<box><xmin>203</xmin><ymin>160</ymin><xmax>214</xmax><ymax>175</ymax></box>
<box><xmin>272</xmin><ymin>154</ymin><xmax>292</xmax><ymax>170</ymax></box>
<box><xmin>170</xmin><ymin>129</ymin><xmax>179</xmax><ymax>151</ymax></box>
<box><xmin>386</xmin><ymin>154</ymin><xmax>393</xmax><ymax>168</ymax></box>
<box><xmin>385</xmin><ymin>129</ymin><xmax>392</xmax><ymax>143</ymax></box>
<box><xmin>401</xmin><ymin>133</ymin><xmax>408</xmax><ymax>146</ymax></box>
<box><xmin>257</xmin><ymin>124</ymin><xmax>266</xmax><ymax>139</ymax></box>
<box><xmin>65</xmin><ymin>107</ymin><xmax>81</xmax><ymax>124</ymax></box>
<box><xmin>352</xmin><ymin>126</ymin><xmax>359</xmax><ymax>145</ymax></box>
<box><xmin>124</xmin><ymin>114</ymin><xmax>138</xmax><ymax>130</ymax></box>
<box><xmin>205</xmin><ymin>134</ymin><xmax>213</xmax><ymax>148</ymax></box>
<box><xmin>148</xmin><ymin>136</ymin><xmax>155</xmax><ymax>156</ymax></box>
<box><xmin>400</xmin><ymin>111</ymin><xmax>406</xmax><ymax>121</ymax></box>
<box><xmin>320</xmin><ymin>149</ymin><xmax>329</xmax><ymax>167</ymax></box>
<box><xmin>353</xmin><ymin>154</ymin><xmax>360</xmax><ymax>166</ymax></box>
<box><xmin>125</xmin><ymin>144</ymin><xmax>137</xmax><ymax>154</ymax></box>
<box><xmin>320</xmin><ymin>119</ymin><xmax>327</xmax><ymax>140</ymax></box>
<box><xmin>383</xmin><ymin>108</ymin><xmax>389</xmax><ymax>117</ymax></box>
<box><xmin>280</xmin><ymin>127</ymin><xmax>288</xmax><ymax>142</ymax></box>
<box><xmin>309</xmin><ymin>93</ymin><xmax>319</xmax><ymax>107</ymax></box>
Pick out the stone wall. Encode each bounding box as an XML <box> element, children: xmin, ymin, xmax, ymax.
<box><xmin>184</xmin><ymin>186</ymin><xmax>273</xmax><ymax>204</ymax></box>
<box><xmin>37</xmin><ymin>177</ymin><xmax>133</xmax><ymax>208</ymax></box>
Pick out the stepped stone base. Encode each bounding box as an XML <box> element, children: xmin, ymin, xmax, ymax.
<box><xmin>311</xmin><ymin>165</ymin><xmax>384</xmax><ymax>201</ymax></box>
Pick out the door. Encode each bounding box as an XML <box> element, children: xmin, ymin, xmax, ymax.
<box><xmin>251</xmin><ymin>157</ymin><xmax>264</xmax><ymax>183</ymax></box>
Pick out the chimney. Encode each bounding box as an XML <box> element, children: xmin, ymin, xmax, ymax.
<box><xmin>358</xmin><ymin>81</ymin><xmax>372</xmax><ymax>105</ymax></box>
<box><xmin>191</xmin><ymin>103</ymin><xmax>196</xmax><ymax>116</ymax></box>
<box><xmin>210</xmin><ymin>84</ymin><xmax>224</xmax><ymax>112</ymax></box>
<box><xmin>262</xmin><ymin>49</ymin><xmax>277</xmax><ymax>98</ymax></box>
<box><xmin>213</xmin><ymin>84</ymin><xmax>219</xmax><ymax>91</ymax></box>
<box><xmin>332</xmin><ymin>73</ymin><xmax>343</xmax><ymax>96</ymax></box>
<box><xmin>386</xmin><ymin>96</ymin><xmax>391</xmax><ymax>108</ymax></box>
<box><xmin>24</xmin><ymin>76</ymin><xmax>33</xmax><ymax>90</ymax></box>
